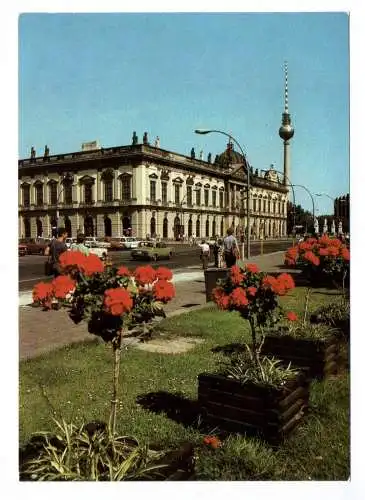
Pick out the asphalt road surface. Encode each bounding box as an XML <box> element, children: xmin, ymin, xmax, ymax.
<box><xmin>18</xmin><ymin>239</ymin><xmax>292</xmax><ymax>292</ymax></box>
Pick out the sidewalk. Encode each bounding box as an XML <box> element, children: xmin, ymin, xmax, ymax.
<box><xmin>19</xmin><ymin>251</ymin><xmax>291</xmax><ymax>361</ymax></box>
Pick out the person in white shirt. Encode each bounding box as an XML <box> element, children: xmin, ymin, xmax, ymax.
<box><xmin>199</xmin><ymin>239</ymin><xmax>210</xmax><ymax>270</ymax></box>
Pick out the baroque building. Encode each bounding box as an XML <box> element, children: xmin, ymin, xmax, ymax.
<box><xmin>18</xmin><ymin>139</ymin><xmax>289</xmax><ymax>240</ymax></box>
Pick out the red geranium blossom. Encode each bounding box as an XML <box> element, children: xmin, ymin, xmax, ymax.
<box><xmin>33</xmin><ymin>282</ymin><xmax>54</xmax><ymax>302</ymax></box>
<box><xmin>230</xmin><ymin>288</ymin><xmax>249</xmax><ymax>308</ymax></box>
<box><xmin>245</xmin><ymin>263</ymin><xmax>259</xmax><ymax>274</ymax></box>
<box><xmin>212</xmin><ymin>287</ymin><xmax>230</xmax><ymax>310</ymax></box>
<box><xmin>286</xmin><ymin>311</ymin><xmax>298</xmax><ymax>322</ymax></box>
<box><xmin>116</xmin><ymin>266</ymin><xmax>131</xmax><ymax>277</ymax></box>
<box><xmin>82</xmin><ymin>253</ymin><xmax>105</xmax><ymax>276</ymax></box>
<box><xmin>327</xmin><ymin>246</ymin><xmax>339</xmax><ymax>257</ymax></box>
<box><xmin>52</xmin><ymin>275</ymin><xmax>76</xmax><ymax>299</ymax></box>
<box><xmin>133</xmin><ymin>266</ymin><xmax>157</xmax><ymax>286</ymax></box>
<box><xmin>59</xmin><ymin>250</ymin><xmax>88</xmax><ymax>271</ymax></box>
<box><xmin>340</xmin><ymin>247</ymin><xmax>350</xmax><ymax>261</ymax></box>
<box><xmin>319</xmin><ymin>247</ymin><xmax>329</xmax><ymax>256</ymax></box>
<box><xmin>104</xmin><ymin>288</ymin><xmax>133</xmax><ymax>316</ymax></box>
<box><xmin>303</xmin><ymin>251</ymin><xmax>320</xmax><ymax>266</ymax></box>
<box><xmin>152</xmin><ymin>279</ymin><xmax>175</xmax><ymax>303</ymax></box>
<box><xmin>230</xmin><ymin>265</ymin><xmax>245</xmax><ymax>285</ymax></box>
<box><xmin>155</xmin><ymin>267</ymin><xmax>173</xmax><ymax>281</ymax></box>
<box><xmin>247</xmin><ymin>286</ymin><xmax>258</xmax><ymax>297</ymax></box>
<box><xmin>277</xmin><ymin>273</ymin><xmax>295</xmax><ymax>292</ymax></box>
<box><xmin>203</xmin><ymin>435</ymin><xmax>221</xmax><ymax>449</ymax></box>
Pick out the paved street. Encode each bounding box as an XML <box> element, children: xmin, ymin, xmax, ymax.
<box><xmin>19</xmin><ymin>239</ymin><xmax>292</xmax><ymax>292</ymax></box>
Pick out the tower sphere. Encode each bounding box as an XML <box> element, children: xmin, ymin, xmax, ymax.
<box><xmin>279</xmin><ymin>122</ymin><xmax>294</xmax><ymax>141</ymax></box>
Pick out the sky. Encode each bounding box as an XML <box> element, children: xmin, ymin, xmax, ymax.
<box><xmin>18</xmin><ymin>12</ymin><xmax>349</xmax><ymax>215</ymax></box>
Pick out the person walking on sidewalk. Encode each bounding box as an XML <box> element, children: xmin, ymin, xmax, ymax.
<box><xmin>71</xmin><ymin>233</ymin><xmax>90</xmax><ymax>255</ymax></box>
<box><xmin>223</xmin><ymin>228</ymin><xmax>240</xmax><ymax>268</ymax></box>
<box><xmin>199</xmin><ymin>239</ymin><xmax>210</xmax><ymax>270</ymax></box>
<box><xmin>44</xmin><ymin>227</ymin><xmax>68</xmax><ymax>277</ymax></box>
<box><xmin>212</xmin><ymin>237</ymin><xmax>222</xmax><ymax>268</ymax></box>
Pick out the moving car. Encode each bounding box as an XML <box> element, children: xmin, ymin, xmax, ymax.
<box><xmin>19</xmin><ymin>238</ymin><xmax>51</xmax><ymax>255</ymax></box>
<box><xmin>18</xmin><ymin>242</ymin><xmax>27</xmax><ymax>256</ymax></box>
<box><xmin>131</xmin><ymin>241</ymin><xmax>173</xmax><ymax>261</ymax></box>
<box><xmin>109</xmin><ymin>236</ymin><xmax>140</xmax><ymax>250</ymax></box>
<box><xmin>84</xmin><ymin>237</ymin><xmax>111</xmax><ymax>249</ymax></box>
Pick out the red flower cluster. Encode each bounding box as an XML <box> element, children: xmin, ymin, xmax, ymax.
<box><xmin>340</xmin><ymin>247</ymin><xmax>350</xmax><ymax>261</ymax></box>
<box><xmin>33</xmin><ymin>282</ymin><xmax>54</xmax><ymax>303</ymax></box>
<box><xmin>285</xmin><ymin>246</ymin><xmax>299</xmax><ymax>266</ymax></box>
<box><xmin>104</xmin><ymin>288</ymin><xmax>133</xmax><ymax>316</ymax></box>
<box><xmin>116</xmin><ymin>266</ymin><xmax>131</xmax><ymax>277</ymax></box>
<box><xmin>303</xmin><ymin>251</ymin><xmax>320</xmax><ymax>267</ymax></box>
<box><xmin>133</xmin><ymin>266</ymin><xmax>157</xmax><ymax>286</ymax></box>
<box><xmin>245</xmin><ymin>263</ymin><xmax>259</xmax><ymax>274</ymax></box>
<box><xmin>212</xmin><ymin>287</ymin><xmax>230</xmax><ymax>310</ymax></box>
<box><xmin>286</xmin><ymin>311</ymin><xmax>298</xmax><ymax>322</ymax></box>
<box><xmin>59</xmin><ymin>250</ymin><xmax>105</xmax><ymax>276</ymax></box>
<box><xmin>203</xmin><ymin>435</ymin><xmax>222</xmax><ymax>449</ymax></box>
<box><xmin>52</xmin><ymin>275</ymin><xmax>76</xmax><ymax>299</ymax></box>
<box><xmin>152</xmin><ymin>280</ymin><xmax>175</xmax><ymax>303</ymax></box>
<box><xmin>262</xmin><ymin>273</ymin><xmax>295</xmax><ymax>296</ymax></box>
<box><xmin>229</xmin><ymin>288</ymin><xmax>249</xmax><ymax>308</ymax></box>
<box><xmin>247</xmin><ymin>286</ymin><xmax>258</xmax><ymax>297</ymax></box>
<box><xmin>230</xmin><ymin>265</ymin><xmax>245</xmax><ymax>285</ymax></box>
<box><xmin>155</xmin><ymin>267</ymin><xmax>173</xmax><ymax>281</ymax></box>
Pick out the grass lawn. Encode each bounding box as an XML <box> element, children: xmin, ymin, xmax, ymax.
<box><xmin>19</xmin><ymin>286</ymin><xmax>349</xmax><ymax>480</ymax></box>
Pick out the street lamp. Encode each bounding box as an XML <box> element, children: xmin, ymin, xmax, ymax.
<box><xmin>195</xmin><ymin>129</ymin><xmax>251</xmax><ymax>259</ymax></box>
<box><xmin>292</xmin><ymin>184</ymin><xmax>316</xmax><ymax>232</ymax></box>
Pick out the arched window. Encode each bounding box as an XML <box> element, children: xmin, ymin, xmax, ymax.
<box><xmin>36</xmin><ymin>218</ymin><xmax>43</xmax><ymax>238</ymax></box>
<box><xmin>48</xmin><ymin>181</ymin><xmax>58</xmax><ymax>205</ymax></box>
<box><xmin>122</xmin><ymin>215</ymin><xmax>131</xmax><ymax>236</ymax></box>
<box><xmin>150</xmin><ymin>217</ymin><xmax>156</xmax><ymax>237</ymax></box>
<box><xmin>188</xmin><ymin>218</ymin><xmax>193</xmax><ymax>237</ymax></box>
<box><xmin>212</xmin><ymin>218</ymin><xmax>216</xmax><ymax>237</ymax></box>
<box><xmin>205</xmin><ymin>218</ymin><xmax>209</xmax><ymax>237</ymax></box>
<box><xmin>35</xmin><ymin>183</ymin><xmax>43</xmax><ymax>206</ymax></box>
<box><xmin>173</xmin><ymin>216</ymin><xmax>181</xmax><ymax>240</ymax></box>
<box><xmin>104</xmin><ymin>216</ymin><xmax>112</xmax><ymax>237</ymax></box>
<box><xmin>163</xmin><ymin>218</ymin><xmax>168</xmax><ymax>238</ymax></box>
<box><xmin>84</xmin><ymin>215</ymin><xmax>94</xmax><ymax>236</ymax></box>
<box><xmin>220</xmin><ymin>218</ymin><xmax>224</xmax><ymax>236</ymax></box>
<box><xmin>65</xmin><ymin>217</ymin><xmax>72</xmax><ymax>237</ymax></box>
<box><xmin>104</xmin><ymin>179</ymin><xmax>113</xmax><ymax>202</ymax></box>
<box><xmin>24</xmin><ymin>218</ymin><xmax>31</xmax><ymax>238</ymax></box>
<box><xmin>21</xmin><ymin>184</ymin><xmax>30</xmax><ymax>207</ymax></box>
<box><xmin>196</xmin><ymin>218</ymin><xmax>200</xmax><ymax>238</ymax></box>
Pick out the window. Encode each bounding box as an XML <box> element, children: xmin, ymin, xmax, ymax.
<box><xmin>104</xmin><ymin>179</ymin><xmax>113</xmax><ymax>202</ymax></box>
<box><xmin>258</xmin><ymin>199</ymin><xmax>262</xmax><ymax>212</ymax></box>
<box><xmin>150</xmin><ymin>180</ymin><xmax>156</xmax><ymax>202</ymax></box>
<box><xmin>212</xmin><ymin>191</ymin><xmax>217</xmax><ymax>207</ymax></box>
<box><xmin>273</xmin><ymin>201</ymin><xmax>277</xmax><ymax>214</ymax></box>
<box><xmin>121</xmin><ymin>177</ymin><xmax>131</xmax><ymax>200</ymax></box>
<box><xmin>35</xmin><ymin>184</ymin><xmax>43</xmax><ymax>206</ymax></box>
<box><xmin>268</xmin><ymin>200</ymin><xmax>271</xmax><ymax>213</ymax></box>
<box><xmin>196</xmin><ymin>189</ymin><xmax>201</xmax><ymax>206</ymax></box>
<box><xmin>187</xmin><ymin>186</ymin><xmax>192</xmax><ymax>206</ymax></box>
<box><xmin>196</xmin><ymin>218</ymin><xmax>200</xmax><ymax>237</ymax></box>
<box><xmin>64</xmin><ymin>183</ymin><xmax>73</xmax><ymax>204</ymax></box>
<box><xmin>204</xmin><ymin>189</ymin><xmax>209</xmax><ymax>206</ymax></box>
<box><xmin>174</xmin><ymin>184</ymin><xmax>180</xmax><ymax>204</ymax></box>
<box><xmin>253</xmin><ymin>199</ymin><xmax>257</xmax><ymax>212</ymax></box>
<box><xmin>22</xmin><ymin>185</ymin><xmax>30</xmax><ymax>207</ymax></box>
<box><xmin>49</xmin><ymin>183</ymin><xmax>58</xmax><ymax>205</ymax></box>
<box><xmin>263</xmin><ymin>199</ymin><xmax>267</xmax><ymax>212</ymax></box>
<box><xmin>205</xmin><ymin>218</ymin><xmax>209</xmax><ymax>237</ymax></box>
<box><xmin>84</xmin><ymin>184</ymin><xmax>93</xmax><ymax>203</ymax></box>
<box><xmin>161</xmin><ymin>182</ymin><xmax>167</xmax><ymax>204</ymax></box>
<box><xmin>219</xmin><ymin>191</ymin><xmax>224</xmax><ymax>208</ymax></box>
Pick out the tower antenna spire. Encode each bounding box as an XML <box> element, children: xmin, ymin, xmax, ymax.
<box><xmin>284</xmin><ymin>60</ymin><xmax>289</xmax><ymax>113</ymax></box>
<box><xmin>279</xmin><ymin>61</ymin><xmax>295</xmax><ymax>192</ymax></box>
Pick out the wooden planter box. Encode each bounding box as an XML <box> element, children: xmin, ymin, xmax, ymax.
<box><xmin>204</xmin><ymin>268</ymin><xmax>229</xmax><ymax>302</ymax></box>
<box><xmin>261</xmin><ymin>334</ymin><xmax>340</xmax><ymax>380</ymax></box>
<box><xmin>198</xmin><ymin>372</ymin><xmax>309</xmax><ymax>443</ymax></box>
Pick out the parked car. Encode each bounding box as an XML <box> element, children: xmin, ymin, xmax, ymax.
<box><xmin>131</xmin><ymin>241</ymin><xmax>173</xmax><ymax>261</ymax></box>
<box><xmin>84</xmin><ymin>237</ymin><xmax>110</xmax><ymax>249</ymax></box>
<box><xmin>65</xmin><ymin>237</ymin><xmax>77</xmax><ymax>249</ymax></box>
<box><xmin>19</xmin><ymin>238</ymin><xmax>51</xmax><ymax>255</ymax></box>
<box><xmin>77</xmin><ymin>241</ymin><xmax>108</xmax><ymax>260</ymax></box>
<box><xmin>109</xmin><ymin>236</ymin><xmax>140</xmax><ymax>250</ymax></box>
<box><xmin>18</xmin><ymin>242</ymin><xmax>27</xmax><ymax>256</ymax></box>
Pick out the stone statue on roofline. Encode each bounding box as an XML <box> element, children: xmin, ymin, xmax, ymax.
<box><xmin>314</xmin><ymin>217</ymin><xmax>319</xmax><ymax>234</ymax></box>
<box><xmin>154</xmin><ymin>136</ymin><xmax>160</xmax><ymax>148</ymax></box>
<box><xmin>199</xmin><ymin>150</ymin><xmax>204</xmax><ymax>160</ymax></box>
<box><xmin>190</xmin><ymin>147</ymin><xmax>195</xmax><ymax>159</ymax></box>
<box><xmin>207</xmin><ymin>152</ymin><xmax>212</xmax><ymax>163</ymax></box>
<box><xmin>44</xmin><ymin>145</ymin><xmax>50</xmax><ymax>160</ymax></box>
<box><xmin>143</xmin><ymin>132</ymin><xmax>149</xmax><ymax>145</ymax></box>
<box><xmin>30</xmin><ymin>146</ymin><xmax>36</xmax><ymax>160</ymax></box>
<box><xmin>132</xmin><ymin>131</ymin><xmax>138</xmax><ymax>145</ymax></box>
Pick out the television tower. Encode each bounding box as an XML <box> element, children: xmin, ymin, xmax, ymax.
<box><xmin>278</xmin><ymin>62</ymin><xmax>295</xmax><ymax>188</ymax></box>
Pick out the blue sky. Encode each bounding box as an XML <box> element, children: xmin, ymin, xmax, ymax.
<box><xmin>18</xmin><ymin>12</ymin><xmax>349</xmax><ymax>215</ymax></box>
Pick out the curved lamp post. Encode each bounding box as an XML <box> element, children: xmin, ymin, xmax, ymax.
<box><xmin>195</xmin><ymin>129</ymin><xmax>251</xmax><ymax>259</ymax></box>
<box><xmin>292</xmin><ymin>184</ymin><xmax>316</xmax><ymax>234</ymax></box>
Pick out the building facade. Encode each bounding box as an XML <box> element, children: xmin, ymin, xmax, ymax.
<box><xmin>334</xmin><ymin>193</ymin><xmax>350</xmax><ymax>233</ymax></box>
<box><xmin>18</xmin><ymin>141</ymin><xmax>289</xmax><ymax>240</ymax></box>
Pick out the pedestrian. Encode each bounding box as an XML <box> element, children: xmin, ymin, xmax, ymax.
<box><xmin>223</xmin><ymin>227</ymin><xmax>240</xmax><ymax>268</ymax></box>
<box><xmin>71</xmin><ymin>233</ymin><xmax>90</xmax><ymax>255</ymax></box>
<box><xmin>44</xmin><ymin>227</ymin><xmax>68</xmax><ymax>276</ymax></box>
<box><xmin>199</xmin><ymin>239</ymin><xmax>210</xmax><ymax>270</ymax></box>
<box><xmin>212</xmin><ymin>237</ymin><xmax>222</xmax><ymax>268</ymax></box>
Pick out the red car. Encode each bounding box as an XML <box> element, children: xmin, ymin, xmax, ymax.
<box><xmin>19</xmin><ymin>238</ymin><xmax>50</xmax><ymax>255</ymax></box>
<box><xmin>18</xmin><ymin>243</ymin><xmax>27</xmax><ymax>256</ymax></box>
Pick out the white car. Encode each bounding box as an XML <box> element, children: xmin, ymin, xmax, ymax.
<box><xmin>65</xmin><ymin>237</ymin><xmax>77</xmax><ymax>249</ymax></box>
<box><xmin>109</xmin><ymin>236</ymin><xmax>139</xmax><ymax>249</ymax></box>
<box><xmin>84</xmin><ymin>237</ymin><xmax>111</xmax><ymax>249</ymax></box>
<box><xmin>87</xmin><ymin>241</ymin><xmax>108</xmax><ymax>259</ymax></box>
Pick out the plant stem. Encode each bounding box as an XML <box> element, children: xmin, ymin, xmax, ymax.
<box><xmin>109</xmin><ymin>331</ymin><xmax>123</xmax><ymax>437</ymax></box>
<box><xmin>249</xmin><ymin>318</ymin><xmax>260</xmax><ymax>366</ymax></box>
<box><xmin>303</xmin><ymin>287</ymin><xmax>311</xmax><ymax>326</ymax></box>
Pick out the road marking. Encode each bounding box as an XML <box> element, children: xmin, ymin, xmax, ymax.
<box><xmin>19</xmin><ymin>277</ymin><xmax>48</xmax><ymax>283</ymax></box>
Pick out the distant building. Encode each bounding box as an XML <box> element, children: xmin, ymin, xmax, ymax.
<box><xmin>334</xmin><ymin>193</ymin><xmax>350</xmax><ymax>233</ymax></box>
<box><xmin>18</xmin><ymin>141</ymin><xmax>288</xmax><ymax>240</ymax></box>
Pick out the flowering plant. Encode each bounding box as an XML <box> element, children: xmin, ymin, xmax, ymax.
<box><xmin>212</xmin><ymin>263</ymin><xmax>295</xmax><ymax>364</ymax></box>
<box><xmin>285</xmin><ymin>235</ymin><xmax>349</xmax><ymax>286</ymax></box>
<box><xmin>32</xmin><ymin>251</ymin><xmax>175</xmax><ymax>433</ymax></box>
